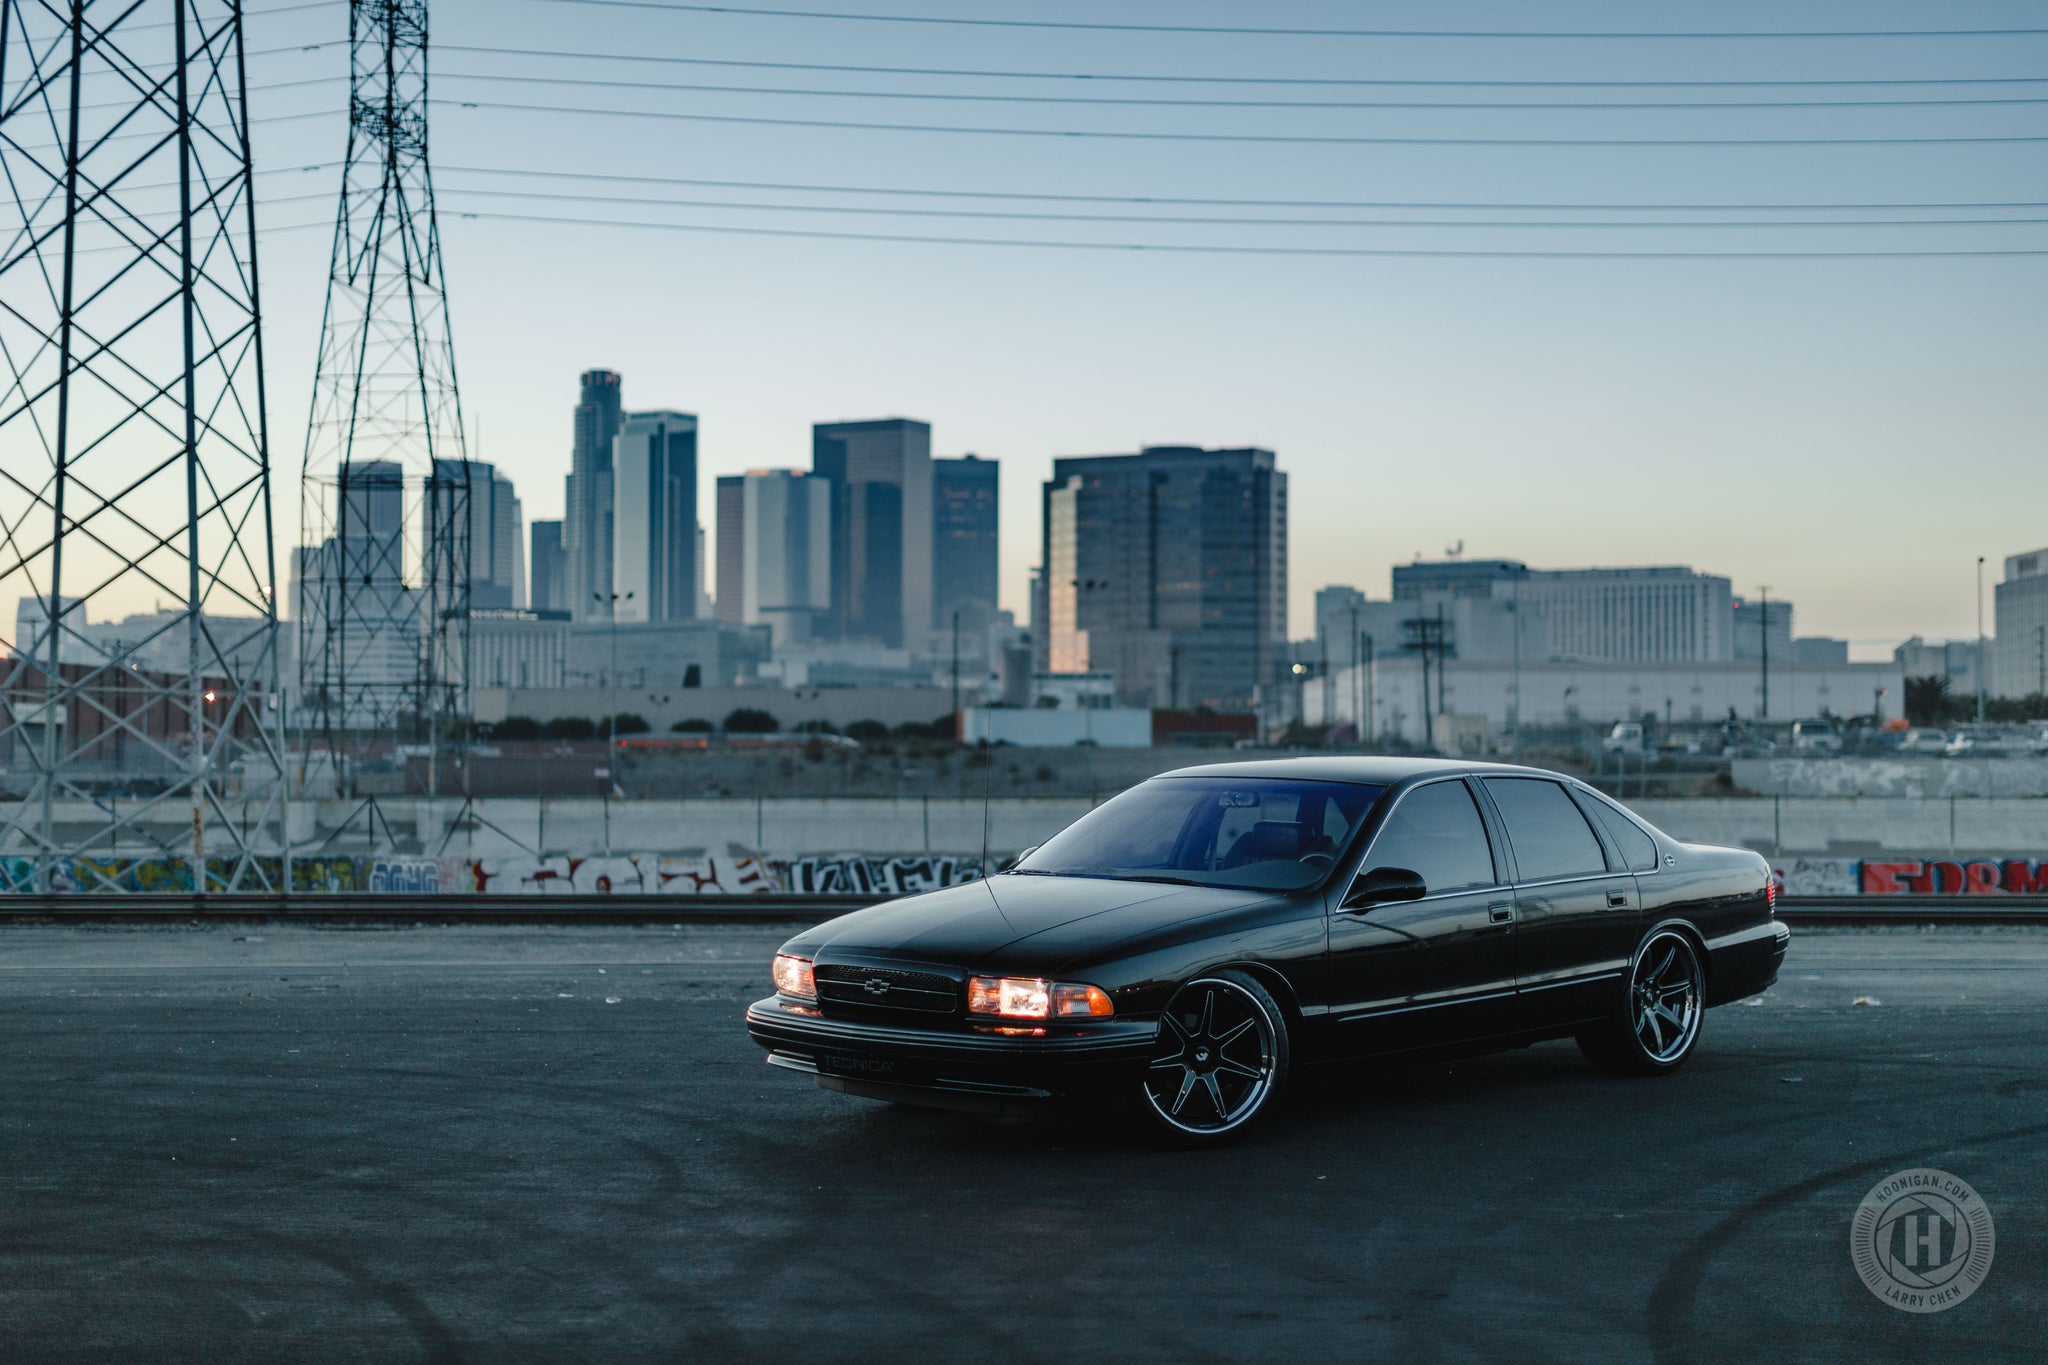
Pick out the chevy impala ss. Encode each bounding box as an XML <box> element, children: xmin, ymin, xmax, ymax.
<box><xmin>746</xmin><ymin>758</ymin><xmax>1789</xmax><ymax>1143</ymax></box>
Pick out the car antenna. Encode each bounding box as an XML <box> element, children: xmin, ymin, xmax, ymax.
<box><xmin>979</xmin><ymin>732</ymin><xmax>993</xmax><ymax>877</ymax></box>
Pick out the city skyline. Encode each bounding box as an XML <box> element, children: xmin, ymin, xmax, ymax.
<box><xmin>19</xmin><ymin>0</ymin><xmax>2044</xmax><ymax>659</ymax></box>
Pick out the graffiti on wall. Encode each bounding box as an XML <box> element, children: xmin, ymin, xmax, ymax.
<box><xmin>1860</xmin><ymin>859</ymin><xmax>2048</xmax><ymax>895</ymax></box>
<box><xmin>1769</xmin><ymin>858</ymin><xmax>1860</xmax><ymax>897</ymax></box>
<box><xmin>779</xmin><ymin>855</ymin><xmax>983</xmax><ymax>896</ymax></box>
<box><xmin>462</xmin><ymin>854</ymin><xmax>783</xmax><ymax>895</ymax></box>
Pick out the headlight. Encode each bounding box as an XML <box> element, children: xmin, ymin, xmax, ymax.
<box><xmin>967</xmin><ymin>976</ymin><xmax>1113</xmax><ymax>1019</ymax></box>
<box><xmin>771</xmin><ymin>954</ymin><xmax>815</xmax><ymax>999</ymax></box>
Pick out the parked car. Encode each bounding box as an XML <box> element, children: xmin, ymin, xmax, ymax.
<box><xmin>747</xmin><ymin>758</ymin><xmax>1788</xmax><ymax>1143</ymax></box>
<box><xmin>1898</xmin><ymin>728</ymin><xmax>1951</xmax><ymax>756</ymax></box>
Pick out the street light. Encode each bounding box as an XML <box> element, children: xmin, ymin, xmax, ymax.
<box><xmin>595</xmin><ymin>590</ymin><xmax>633</xmax><ymax>825</ymax></box>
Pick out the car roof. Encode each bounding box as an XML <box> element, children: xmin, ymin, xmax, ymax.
<box><xmin>1151</xmin><ymin>755</ymin><xmax>1575</xmax><ymax>787</ymax></box>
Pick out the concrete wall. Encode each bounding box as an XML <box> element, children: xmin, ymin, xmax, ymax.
<box><xmin>12</xmin><ymin>794</ymin><xmax>2048</xmax><ymax>863</ymax></box>
<box><xmin>1733</xmin><ymin>757</ymin><xmax>2048</xmax><ymax>798</ymax></box>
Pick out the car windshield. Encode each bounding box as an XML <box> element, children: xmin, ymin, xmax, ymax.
<box><xmin>1012</xmin><ymin>776</ymin><xmax>1383</xmax><ymax>892</ymax></box>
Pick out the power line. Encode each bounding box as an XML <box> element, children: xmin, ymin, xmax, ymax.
<box><xmin>436</xmin><ymin>44</ymin><xmax>2048</xmax><ymax>91</ymax></box>
<box><xmin>434</xmin><ymin>163</ymin><xmax>2048</xmax><ymax>213</ymax></box>
<box><xmin>434</xmin><ymin>97</ymin><xmax>2048</xmax><ymax>146</ymax></box>
<box><xmin>431</xmin><ymin>184</ymin><xmax>2048</xmax><ymax>231</ymax></box>
<box><xmin>432</xmin><ymin>205</ymin><xmax>2048</xmax><ymax>257</ymax></box>
<box><xmin>527</xmin><ymin>1</ymin><xmax>2048</xmax><ymax>41</ymax></box>
<box><xmin>431</xmin><ymin>68</ymin><xmax>2048</xmax><ymax>111</ymax></box>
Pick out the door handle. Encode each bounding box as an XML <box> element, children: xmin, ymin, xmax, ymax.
<box><xmin>1488</xmin><ymin>902</ymin><xmax>1514</xmax><ymax>924</ymax></box>
<box><xmin>1608</xmin><ymin>893</ymin><xmax>1630</xmax><ymax>908</ymax></box>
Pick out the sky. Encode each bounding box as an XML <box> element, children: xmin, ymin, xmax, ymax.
<box><xmin>218</xmin><ymin>0</ymin><xmax>2048</xmax><ymax>657</ymax></box>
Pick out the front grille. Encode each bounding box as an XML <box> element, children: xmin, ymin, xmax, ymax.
<box><xmin>815</xmin><ymin>964</ymin><xmax>960</xmax><ymax>1020</ymax></box>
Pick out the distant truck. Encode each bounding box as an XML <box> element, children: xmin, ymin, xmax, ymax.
<box><xmin>1790</xmin><ymin>718</ymin><xmax>1843</xmax><ymax>755</ymax></box>
<box><xmin>1602</xmin><ymin>722</ymin><xmax>1645</xmax><ymax>756</ymax></box>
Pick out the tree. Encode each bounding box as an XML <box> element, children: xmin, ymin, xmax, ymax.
<box><xmin>540</xmin><ymin>716</ymin><xmax>597</xmax><ymax>741</ymax></box>
<box><xmin>844</xmin><ymin>719</ymin><xmax>888</xmax><ymax>742</ymax></box>
<box><xmin>670</xmin><ymin>717</ymin><xmax>714</xmax><ymax>733</ymax></box>
<box><xmin>1903</xmin><ymin>675</ymin><xmax>1959</xmax><ymax>727</ymax></box>
<box><xmin>792</xmin><ymin>719</ymin><xmax>838</xmax><ymax>734</ymax></box>
<box><xmin>613</xmin><ymin>713</ymin><xmax>651</xmax><ymax>735</ymax></box>
<box><xmin>723</xmin><ymin>707</ymin><xmax>779</xmax><ymax>734</ymax></box>
<box><xmin>493</xmin><ymin>715</ymin><xmax>540</xmax><ymax>741</ymax></box>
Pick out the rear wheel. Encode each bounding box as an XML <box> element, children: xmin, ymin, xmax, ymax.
<box><xmin>1577</xmin><ymin>929</ymin><xmax>1705</xmax><ymax>1076</ymax></box>
<box><xmin>1138</xmin><ymin>971</ymin><xmax>1288</xmax><ymax>1144</ymax></box>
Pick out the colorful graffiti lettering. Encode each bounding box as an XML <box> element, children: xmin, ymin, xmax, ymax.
<box><xmin>1859</xmin><ymin>859</ymin><xmax>2048</xmax><ymax>894</ymax></box>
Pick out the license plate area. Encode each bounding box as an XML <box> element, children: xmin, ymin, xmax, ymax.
<box><xmin>817</xmin><ymin>1052</ymin><xmax>933</xmax><ymax>1087</ymax></box>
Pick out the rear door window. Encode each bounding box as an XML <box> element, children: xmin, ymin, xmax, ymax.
<box><xmin>1574</xmin><ymin>790</ymin><xmax>1660</xmax><ymax>873</ymax></box>
<box><xmin>1482</xmin><ymin>778</ymin><xmax>1610</xmax><ymax>882</ymax></box>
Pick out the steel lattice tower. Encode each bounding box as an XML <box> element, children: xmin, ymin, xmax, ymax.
<box><xmin>0</xmin><ymin>0</ymin><xmax>286</xmax><ymax>892</ymax></box>
<box><xmin>298</xmin><ymin>0</ymin><xmax>468</xmax><ymax>801</ymax></box>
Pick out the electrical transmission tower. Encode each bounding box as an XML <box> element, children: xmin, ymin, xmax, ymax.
<box><xmin>299</xmin><ymin>0</ymin><xmax>470</xmax><ymax>814</ymax></box>
<box><xmin>0</xmin><ymin>1</ymin><xmax>286</xmax><ymax>892</ymax></box>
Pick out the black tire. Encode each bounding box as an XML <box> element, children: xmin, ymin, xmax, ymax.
<box><xmin>1577</xmin><ymin>928</ymin><xmax>1706</xmax><ymax>1077</ymax></box>
<box><xmin>1137</xmin><ymin>969</ymin><xmax>1289</xmax><ymax>1144</ymax></box>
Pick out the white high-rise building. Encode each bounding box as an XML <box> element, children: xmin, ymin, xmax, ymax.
<box><xmin>740</xmin><ymin>469</ymin><xmax>831</xmax><ymax>646</ymax></box>
<box><xmin>611</xmin><ymin>410</ymin><xmax>698</xmax><ymax>623</ymax></box>
<box><xmin>1993</xmin><ymin>548</ymin><xmax>2048</xmax><ymax>699</ymax></box>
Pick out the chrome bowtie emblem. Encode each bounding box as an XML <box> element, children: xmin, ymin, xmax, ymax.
<box><xmin>863</xmin><ymin>978</ymin><xmax>891</xmax><ymax>997</ymax></box>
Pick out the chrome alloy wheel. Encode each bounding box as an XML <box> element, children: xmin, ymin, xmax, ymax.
<box><xmin>1142</xmin><ymin>977</ymin><xmax>1280</xmax><ymax>1136</ymax></box>
<box><xmin>1630</xmin><ymin>931</ymin><xmax>1704</xmax><ymax>1064</ymax></box>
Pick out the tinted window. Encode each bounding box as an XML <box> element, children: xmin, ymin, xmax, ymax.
<box><xmin>1576</xmin><ymin>791</ymin><xmax>1660</xmax><ymax>872</ymax></box>
<box><xmin>1017</xmin><ymin>777</ymin><xmax>1382</xmax><ymax>892</ymax></box>
<box><xmin>1361</xmin><ymin>780</ymin><xmax>1496</xmax><ymax>894</ymax></box>
<box><xmin>1483</xmin><ymin>778</ymin><xmax>1609</xmax><ymax>881</ymax></box>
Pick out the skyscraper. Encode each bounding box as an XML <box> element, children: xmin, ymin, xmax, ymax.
<box><xmin>739</xmin><ymin>469</ymin><xmax>832</xmax><ymax>646</ymax></box>
<box><xmin>611</xmin><ymin>410</ymin><xmax>698</xmax><ymax>622</ymax></box>
<box><xmin>529</xmin><ymin>520</ymin><xmax>566</xmax><ymax>613</ymax></box>
<box><xmin>812</xmin><ymin>418</ymin><xmax>931</xmax><ymax>649</ymax></box>
<box><xmin>714</xmin><ymin>475</ymin><xmax>745</xmax><ymax>626</ymax></box>
<box><xmin>931</xmin><ymin>454</ymin><xmax>999</xmax><ymax>630</ymax></box>
<box><xmin>1040</xmin><ymin>445</ymin><xmax>1287</xmax><ymax>710</ymax></box>
<box><xmin>429</xmin><ymin>459</ymin><xmax>523</xmax><ymax>609</ymax></box>
<box><xmin>563</xmin><ymin>369</ymin><xmax>622</xmax><ymax>619</ymax></box>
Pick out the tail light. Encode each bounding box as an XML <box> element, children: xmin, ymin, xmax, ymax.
<box><xmin>1765</xmin><ymin>879</ymin><xmax>1778</xmax><ymax>914</ymax></box>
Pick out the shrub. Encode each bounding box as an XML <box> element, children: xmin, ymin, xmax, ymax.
<box><xmin>493</xmin><ymin>715</ymin><xmax>540</xmax><ymax>741</ymax></box>
<box><xmin>723</xmin><ymin>707</ymin><xmax>779</xmax><ymax>734</ymax></box>
<box><xmin>844</xmin><ymin>719</ymin><xmax>889</xmax><ymax>742</ymax></box>
<box><xmin>792</xmin><ymin>718</ymin><xmax>838</xmax><ymax>734</ymax></box>
<box><xmin>613</xmin><ymin>713</ymin><xmax>651</xmax><ymax>735</ymax></box>
<box><xmin>670</xmin><ymin>718</ymin><xmax>714</xmax><ymax>733</ymax></box>
<box><xmin>540</xmin><ymin>716</ymin><xmax>596</xmax><ymax>741</ymax></box>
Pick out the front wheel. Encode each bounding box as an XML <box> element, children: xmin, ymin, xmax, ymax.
<box><xmin>1138</xmin><ymin>970</ymin><xmax>1289</xmax><ymax>1144</ymax></box>
<box><xmin>1577</xmin><ymin>928</ymin><xmax>1705</xmax><ymax>1076</ymax></box>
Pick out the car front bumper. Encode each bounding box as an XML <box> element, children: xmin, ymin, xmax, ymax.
<box><xmin>745</xmin><ymin>996</ymin><xmax>1160</xmax><ymax>1113</ymax></box>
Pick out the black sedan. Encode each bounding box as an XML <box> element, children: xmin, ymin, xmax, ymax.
<box><xmin>745</xmin><ymin>758</ymin><xmax>1789</xmax><ymax>1143</ymax></box>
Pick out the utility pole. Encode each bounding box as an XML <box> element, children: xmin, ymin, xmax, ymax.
<box><xmin>2037</xmin><ymin>624</ymin><xmax>2045</xmax><ymax>700</ymax></box>
<box><xmin>1758</xmin><ymin>585</ymin><xmax>1771</xmax><ymax>724</ymax></box>
<box><xmin>950</xmin><ymin>608</ymin><xmax>962</xmax><ymax>717</ymax></box>
<box><xmin>1976</xmin><ymin>556</ymin><xmax>1987</xmax><ymax>723</ymax></box>
<box><xmin>1364</xmin><ymin>635</ymin><xmax>1376</xmax><ymax>748</ymax></box>
<box><xmin>597</xmin><ymin>590</ymin><xmax>631</xmax><ymax>819</ymax></box>
<box><xmin>1435</xmin><ymin>603</ymin><xmax>1448</xmax><ymax>719</ymax></box>
<box><xmin>1349</xmin><ymin>603</ymin><xmax>1361</xmax><ymax>740</ymax></box>
<box><xmin>1508</xmin><ymin>585</ymin><xmax>1522</xmax><ymax>747</ymax></box>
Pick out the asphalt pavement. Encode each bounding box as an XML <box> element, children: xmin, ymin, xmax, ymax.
<box><xmin>1</xmin><ymin>922</ymin><xmax>2042</xmax><ymax>1362</ymax></box>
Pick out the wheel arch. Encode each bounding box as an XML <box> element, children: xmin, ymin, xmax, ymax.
<box><xmin>1198</xmin><ymin>959</ymin><xmax>1303</xmax><ymax>1035</ymax></box>
<box><xmin>1638</xmin><ymin>916</ymin><xmax>1711</xmax><ymax>993</ymax></box>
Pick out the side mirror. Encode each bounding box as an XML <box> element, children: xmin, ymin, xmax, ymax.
<box><xmin>1343</xmin><ymin>866</ymin><xmax>1426</xmax><ymax>910</ymax></box>
<box><xmin>1003</xmin><ymin>846</ymin><xmax>1040</xmax><ymax>871</ymax></box>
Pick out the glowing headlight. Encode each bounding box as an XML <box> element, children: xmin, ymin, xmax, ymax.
<box><xmin>968</xmin><ymin>976</ymin><xmax>1113</xmax><ymax>1020</ymax></box>
<box><xmin>771</xmin><ymin>954</ymin><xmax>815</xmax><ymax>999</ymax></box>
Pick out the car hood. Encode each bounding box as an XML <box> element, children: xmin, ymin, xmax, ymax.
<box><xmin>797</xmin><ymin>873</ymin><xmax>1266</xmax><ymax>968</ymax></box>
